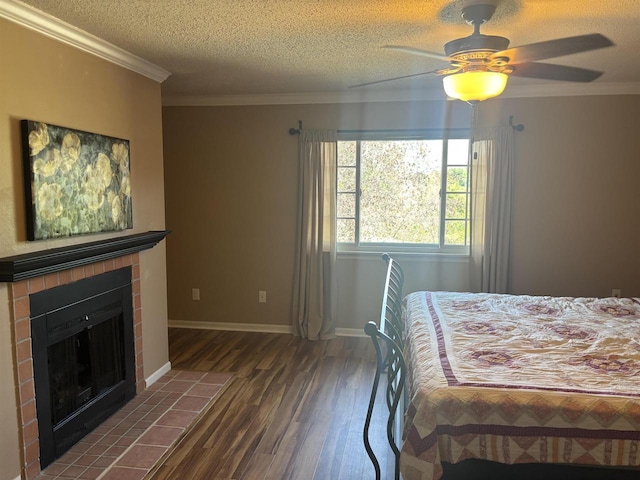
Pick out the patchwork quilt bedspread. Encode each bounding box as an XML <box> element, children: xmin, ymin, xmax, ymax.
<box><xmin>400</xmin><ymin>291</ymin><xmax>640</xmax><ymax>480</ymax></box>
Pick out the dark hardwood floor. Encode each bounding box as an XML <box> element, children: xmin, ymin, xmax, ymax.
<box><xmin>148</xmin><ymin>328</ymin><xmax>394</xmax><ymax>480</ymax></box>
<box><xmin>147</xmin><ymin>328</ymin><xmax>640</xmax><ymax>480</ymax></box>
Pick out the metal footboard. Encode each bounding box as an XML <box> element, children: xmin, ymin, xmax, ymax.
<box><xmin>363</xmin><ymin>254</ymin><xmax>407</xmax><ymax>480</ymax></box>
<box><xmin>363</xmin><ymin>321</ymin><xmax>407</xmax><ymax>480</ymax></box>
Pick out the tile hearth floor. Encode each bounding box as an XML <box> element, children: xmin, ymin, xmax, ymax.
<box><xmin>36</xmin><ymin>370</ymin><xmax>233</xmax><ymax>480</ymax></box>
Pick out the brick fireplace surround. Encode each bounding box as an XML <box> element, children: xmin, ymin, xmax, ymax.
<box><xmin>11</xmin><ymin>254</ymin><xmax>142</xmax><ymax>480</ymax></box>
<box><xmin>2</xmin><ymin>231</ymin><xmax>169</xmax><ymax>480</ymax></box>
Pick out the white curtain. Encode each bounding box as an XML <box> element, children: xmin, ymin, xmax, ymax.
<box><xmin>292</xmin><ymin>129</ymin><xmax>338</xmax><ymax>340</ymax></box>
<box><xmin>469</xmin><ymin>126</ymin><xmax>515</xmax><ymax>293</ymax></box>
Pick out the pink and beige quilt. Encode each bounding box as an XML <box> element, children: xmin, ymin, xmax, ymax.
<box><xmin>400</xmin><ymin>291</ymin><xmax>640</xmax><ymax>480</ymax></box>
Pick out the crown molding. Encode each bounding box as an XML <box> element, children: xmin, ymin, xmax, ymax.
<box><xmin>0</xmin><ymin>0</ymin><xmax>171</xmax><ymax>83</ymax></box>
<box><xmin>501</xmin><ymin>81</ymin><xmax>640</xmax><ymax>99</ymax></box>
<box><xmin>161</xmin><ymin>88</ymin><xmax>450</xmax><ymax>107</ymax></box>
<box><xmin>163</xmin><ymin>81</ymin><xmax>640</xmax><ymax>107</ymax></box>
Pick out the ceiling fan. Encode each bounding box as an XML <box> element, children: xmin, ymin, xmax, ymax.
<box><xmin>354</xmin><ymin>3</ymin><xmax>614</xmax><ymax>103</ymax></box>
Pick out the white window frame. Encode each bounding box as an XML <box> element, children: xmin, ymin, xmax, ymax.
<box><xmin>336</xmin><ymin>128</ymin><xmax>471</xmax><ymax>256</ymax></box>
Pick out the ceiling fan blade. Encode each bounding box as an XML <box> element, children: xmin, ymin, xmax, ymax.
<box><xmin>349</xmin><ymin>70</ymin><xmax>440</xmax><ymax>88</ymax></box>
<box><xmin>511</xmin><ymin>62</ymin><xmax>604</xmax><ymax>82</ymax></box>
<box><xmin>493</xmin><ymin>33</ymin><xmax>613</xmax><ymax>65</ymax></box>
<box><xmin>382</xmin><ymin>45</ymin><xmax>453</xmax><ymax>63</ymax></box>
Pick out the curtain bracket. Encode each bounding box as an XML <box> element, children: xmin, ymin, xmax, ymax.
<box><xmin>289</xmin><ymin>120</ymin><xmax>303</xmax><ymax>135</ymax></box>
<box><xmin>509</xmin><ymin>115</ymin><xmax>524</xmax><ymax>132</ymax></box>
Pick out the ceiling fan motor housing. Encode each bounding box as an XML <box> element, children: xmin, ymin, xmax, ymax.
<box><xmin>445</xmin><ymin>3</ymin><xmax>510</xmax><ymax>66</ymax></box>
<box><xmin>444</xmin><ymin>34</ymin><xmax>510</xmax><ymax>58</ymax></box>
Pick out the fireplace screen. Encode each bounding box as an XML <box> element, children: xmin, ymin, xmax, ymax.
<box><xmin>31</xmin><ymin>268</ymin><xmax>135</xmax><ymax>468</ymax></box>
<box><xmin>48</xmin><ymin>313</ymin><xmax>126</xmax><ymax>425</ymax></box>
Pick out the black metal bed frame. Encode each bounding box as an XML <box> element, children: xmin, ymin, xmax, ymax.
<box><xmin>363</xmin><ymin>254</ymin><xmax>406</xmax><ymax>480</ymax></box>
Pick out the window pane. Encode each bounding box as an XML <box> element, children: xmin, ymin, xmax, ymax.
<box><xmin>337</xmin><ymin>166</ymin><xmax>356</xmax><ymax>192</ymax></box>
<box><xmin>447</xmin><ymin>139</ymin><xmax>469</xmax><ymax>166</ymax></box>
<box><xmin>446</xmin><ymin>193</ymin><xmax>467</xmax><ymax>219</ymax></box>
<box><xmin>337</xmin><ymin>192</ymin><xmax>356</xmax><ymax>218</ymax></box>
<box><xmin>446</xmin><ymin>167</ymin><xmax>467</xmax><ymax>192</ymax></box>
<box><xmin>337</xmin><ymin>133</ymin><xmax>470</xmax><ymax>251</ymax></box>
<box><xmin>360</xmin><ymin>140</ymin><xmax>441</xmax><ymax>244</ymax></box>
<box><xmin>337</xmin><ymin>218</ymin><xmax>355</xmax><ymax>243</ymax></box>
<box><xmin>337</xmin><ymin>141</ymin><xmax>356</xmax><ymax>166</ymax></box>
<box><xmin>444</xmin><ymin>220</ymin><xmax>467</xmax><ymax>245</ymax></box>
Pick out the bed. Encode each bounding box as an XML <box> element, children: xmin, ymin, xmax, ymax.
<box><xmin>364</xmin><ymin>255</ymin><xmax>640</xmax><ymax>480</ymax></box>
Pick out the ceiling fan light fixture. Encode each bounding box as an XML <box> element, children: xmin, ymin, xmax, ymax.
<box><xmin>443</xmin><ymin>71</ymin><xmax>508</xmax><ymax>103</ymax></box>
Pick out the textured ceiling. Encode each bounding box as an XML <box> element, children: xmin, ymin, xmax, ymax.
<box><xmin>12</xmin><ymin>0</ymin><xmax>640</xmax><ymax>100</ymax></box>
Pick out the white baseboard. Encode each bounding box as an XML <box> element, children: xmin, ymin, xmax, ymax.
<box><xmin>335</xmin><ymin>327</ymin><xmax>367</xmax><ymax>337</ymax></box>
<box><xmin>169</xmin><ymin>320</ymin><xmax>294</xmax><ymax>334</ymax></box>
<box><xmin>145</xmin><ymin>361</ymin><xmax>172</xmax><ymax>388</ymax></box>
<box><xmin>168</xmin><ymin>320</ymin><xmax>367</xmax><ymax>338</ymax></box>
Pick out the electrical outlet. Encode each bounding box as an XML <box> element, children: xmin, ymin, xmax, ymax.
<box><xmin>192</xmin><ymin>288</ymin><xmax>200</xmax><ymax>301</ymax></box>
<box><xmin>611</xmin><ymin>289</ymin><xmax>621</xmax><ymax>298</ymax></box>
<box><xmin>258</xmin><ymin>290</ymin><xmax>267</xmax><ymax>303</ymax></box>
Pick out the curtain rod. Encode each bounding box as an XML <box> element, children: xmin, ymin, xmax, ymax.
<box><xmin>288</xmin><ymin>118</ymin><xmax>521</xmax><ymax>134</ymax></box>
<box><xmin>338</xmin><ymin>128</ymin><xmax>470</xmax><ymax>134</ymax></box>
<box><xmin>288</xmin><ymin>122</ymin><xmax>471</xmax><ymax>136</ymax></box>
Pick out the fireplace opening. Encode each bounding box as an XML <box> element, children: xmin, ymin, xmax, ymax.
<box><xmin>30</xmin><ymin>268</ymin><xmax>136</xmax><ymax>469</ymax></box>
<box><xmin>48</xmin><ymin>311</ymin><xmax>126</xmax><ymax>424</ymax></box>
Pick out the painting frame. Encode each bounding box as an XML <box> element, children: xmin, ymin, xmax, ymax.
<box><xmin>20</xmin><ymin>120</ymin><xmax>133</xmax><ymax>241</ymax></box>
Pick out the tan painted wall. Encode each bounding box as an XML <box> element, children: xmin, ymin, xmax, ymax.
<box><xmin>162</xmin><ymin>101</ymin><xmax>473</xmax><ymax>331</ymax></box>
<box><xmin>477</xmin><ymin>95</ymin><xmax>640</xmax><ymax>298</ymax></box>
<box><xmin>0</xmin><ymin>19</ymin><xmax>168</xmax><ymax>479</ymax></box>
<box><xmin>163</xmin><ymin>94</ymin><xmax>639</xmax><ymax>335</ymax></box>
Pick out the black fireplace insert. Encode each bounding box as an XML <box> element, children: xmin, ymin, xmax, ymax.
<box><xmin>30</xmin><ymin>267</ymin><xmax>136</xmax><ymax>468</ymax></box>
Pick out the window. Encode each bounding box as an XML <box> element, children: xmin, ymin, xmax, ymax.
<box><xmin>337</xmin><ymin>130</ymin><xmax>470</xmax><ymax>254</ymax></box>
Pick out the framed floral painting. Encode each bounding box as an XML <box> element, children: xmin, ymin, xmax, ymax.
<box><xmin>21</xmin><ymin>120</ymin><xmax>133</xmax><ymax>240</ymax></box>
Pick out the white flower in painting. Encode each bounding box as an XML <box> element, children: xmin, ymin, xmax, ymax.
<box><xmin>111</xmin><ymin>143</ymin><xmax>129</xmax><ymax>170</ymax></box>
<box><xmin>84</xmin><ymin>194</ymin><xmax>103</xmax><ymax>211</ymax></box>
<box><xmin>60</xmin><ymin>132</ymin><xmax>81</xmax><ymax>171</ymax></box>
<box><xmin>36</xmin><ymin>182</ymin><xmax>64</xmax><ymax>220</ymax></box>
<box><xmin>28</xmin><ymin>122</ymin><xmax>50</xmax><ymax>156</ymax></box>
<box><xmin>120</xmin><ymin>174</ymin><xmax>131</xmax><ymax>197</ymax></box>
<box><xmin>82</xmin><ymin>153</ymin><xmax>113</xmax><ymax>211</ymax></box>
<box><xmin>32</xmin><ymin>148</ymin><xmax>61</xmax><ymax>177</ymax></box>
<box><xmin>83</xmin><ymin>161</ymin><xmax>107</xmax><ymax>211</ymax></box>
<box><xmin>108</xmin><ymin>191</ymin><xmax>122</xmax><ymax>225</ymax></box>
<box><xmin>95</xmin><ymin>153</ymin><xmax>113</xmax><ymax>189</ymax></box>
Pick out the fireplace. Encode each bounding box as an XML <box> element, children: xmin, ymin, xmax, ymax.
<box><xmin>1</xmin><ymin>230</ymin><xmax>169</xmax><ymax>480</ymax></box>
<box><xmin>31</xmin><ymin>267</ymin><xmax>136</xmax><ymax>468</ymax></box>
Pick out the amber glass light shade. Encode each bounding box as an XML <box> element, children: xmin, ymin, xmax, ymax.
<box><xmin>443</xmin><ymin>71</ymin><xmax>508</xmax><ymax>102</ymax></box>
